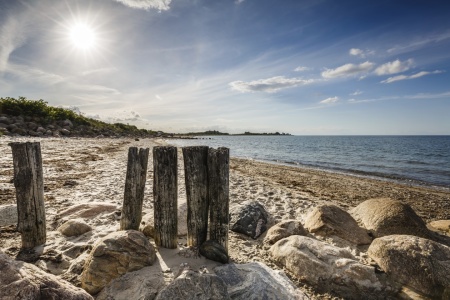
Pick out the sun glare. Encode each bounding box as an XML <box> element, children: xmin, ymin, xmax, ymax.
<box><xmin>69</xmin><ymin>23</ymin><xmax>96</xmax><ymax>50</ymax></box>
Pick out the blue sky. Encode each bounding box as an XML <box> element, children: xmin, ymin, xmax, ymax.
<box><xmin>1</xmin><ymin>0</ymin><xmax>450</xmax><ymax>134</ymax></box>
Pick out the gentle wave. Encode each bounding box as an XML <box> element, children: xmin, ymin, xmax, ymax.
<box><xmin>169</xmin><ymin>135</ymin><xmax>450</xmax><ymax>189</ymax></box>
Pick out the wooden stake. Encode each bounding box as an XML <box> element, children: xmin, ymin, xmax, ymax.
<box><xmin>208</xmin><ymin>147</ymin><xmax>230</xmax><ymax>253</ymax></box>
<box><xmin>121</xmin><ymin>147</ymin><xmax>149</xmax><ymax>230</ymax></box>
<box><xmin>153</xmin><ymin>146</ymin><xmax>178</xmax><ymax>248</ymax></box>
<box><xmin>182</xmin><ymin>146</ymin><xmax>209</xmax><ymax>247</ymax></box>
<box><xmin>10</xmin><ymin>142</ymin><xmax>46</xmax><ymax>248</ymax></box>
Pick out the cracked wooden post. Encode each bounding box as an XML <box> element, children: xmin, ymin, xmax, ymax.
<box><xmin>10</xmin><ymin>142</ymin><xmax>46</xmax><ymax>248</ymax></box>
<box><xmin>182</xmin><ymin>146</ymin><xmax>209</xmax><ymax>248</ymax></box>
<box><xmin>153</xmin><ymin>146</ymin><xmax>178</xmax><ymax>249</ymax></box>
<box><xmin>121</xmin><ymin>147</ymin><xmax>149</xmax><ymax>230</ymax></box>
<box><xmin>208</xmin><ymin>147</ymin><xmax>230</xmax><ymax>253</ymax></box>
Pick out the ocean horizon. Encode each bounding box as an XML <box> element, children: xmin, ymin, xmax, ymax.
<box><xmin>169</xmin><ymin>135</ymin><xmax>450</xmax><ymax>190</ymax></box>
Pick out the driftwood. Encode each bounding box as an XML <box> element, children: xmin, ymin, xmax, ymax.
<box><xmin>9</xmin><ymin>142</ymin><xmax>46</xmax><ymax>248</ymax></box>
<box><xmin>182</xmin><ymin>146</ymin><xmax>209</xmax><ymax>247</ymax></box>
<box><xmin>121</xmin><ymin>147</ymin><xmax>149</xmax><ymax>230</ymax></box>
<box><xmin>208</xmin><ymin>147</ymin><xmax>230</xmax><ymax>253</ymax></box>
<box><xmin>153</xmin><ymin>146</ymin><xmax>178</xmax><ymax>248</ymax></box>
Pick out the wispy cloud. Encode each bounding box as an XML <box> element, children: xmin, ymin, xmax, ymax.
<box><xmin>321</xmin><ymin>61</ymin><xmax>374</xmax><ymax>78</ymax></box>
<box><xmin>112</xmin><ymin>0</ymin><xmax>172</xmax><ymax>11</ymax></box>
<box><xmin>381</xmin><ymin>70</ymin><xmax>444</xmax><ymax>84</ymax></box>
<box><xmin>387</xmin><ymin>31</ymin><xmax>450</xmax><ymax>54</ymax></box>
<box><xmin>81</xmin><ymin>67</ymin><xmax>117</xmax><ymax>76</ymax></box>
<box><xmin>348</xmin><ymin>91</ymin><xmax>450</xmax><ymax>104</ymax></box>
<box><xmin>0</xmin><ymin>16</ymin><xmax>28</xmax><ymax>72</ymax></box>
<box><xmin>294</xmin><ymin>66</ymin><xmax>311</xmax><ymax>72</ymax></box>
<box><xmin>229</xmin><ymin>76</ymin><xmax>315</xmax><ymax>93</ymax></box>
<box><xmin>349</xmin><ymin>48</ymin><xmax>374</xmax><ymax>58</ymax></box>
<box><xmin>320</xmin><ymin>96</ymin><xmax>339</xmax><ymax>104</ymax></box>
<box><xmin>374</xmin><ymin>59</ymin><xmax>414</xmax><ymax>76</ymax></box>
<box><xmin>350</xmin><ymin>90</ymin><xmax>363</xmax><ymax>96</ymax></box>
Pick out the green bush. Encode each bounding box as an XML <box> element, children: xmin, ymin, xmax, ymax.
<box><xmin>0</xmin><ymin>97</ymin><xmax>158</xmax><ymax>136</ymax></box>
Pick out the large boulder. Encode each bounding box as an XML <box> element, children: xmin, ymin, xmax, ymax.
<box><xmin>0</xmin><ymin>204</ymin><xmax>17</xmax><ymax>227</ymax></box>
<box><xmin>214</xmin><ymin>262</ymin><xmax>308</xmax><ymax>300</ymax></box>
<box><xmin>263</xmin><ymin>219</ymin><xmax>307</xmax><ymax>245</ymax></box>
<box><xmin>305</xmin><ymin>205</ymin><xmax>371</xmax><ymax>245</ymax></box>
<box><xmin>270</xmin><ymin>235</ymin><xmax>396</xmax><ymax>299</ymax></box>
<box><xmin>368</xmin><ymin>235</ymin><xmax>450</xmax><ymax>299</ymax></box>
<box><xmin>155</xmin><ymin>269</ymin><xmax>229</xmax><ymax>300</ymax></box>
<box><xmin>58</xmin><ymin>218</ymin><xmax>92</xmax><ymax>237</ymax></box>
<box><xmin>96</xmin><ymin>266</ymin><xmax>165</xmax><ymax>300</ymax></box>
<box><xmin>230</xmin><ymin>201</ymin><xmax>269</xmax><ymax>239</ymax></box>
<box><xmin>350</xmin><ymin>198</ymin><xmax>431</xmax><ymax>239</ymax></box>
<box><xmin>0</xmin><ymin>251</ymin><xmax>93</xmax><ymax>300</ymax></box>
<box><xmin>81</xmin><ymin>230</ymin><xmax>156</xmax><ymax>295</ymax></box>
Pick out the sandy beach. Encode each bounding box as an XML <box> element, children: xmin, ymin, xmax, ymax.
<box><xmin>1</xmin><ymin>137</ymin><xmax>449</xmax><ymax>298</ymax></box>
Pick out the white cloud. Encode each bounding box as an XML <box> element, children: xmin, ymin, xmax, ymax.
<box><xmin>349</xmin><ymin>48</ymin><xmax>363</xmax><ymax>57</ymax></box>
<box><xmin>350</xmin><ymin>90</ymin><xmax>363</xmax><ymax>96</ymax></box>
<box><xmin>374</xmin><ymin>59</ymin><xmax>413</xmax><ymax>75</ymax></box>
<box><xmin>387</xmin><ymin>31</ymin><xmax>450</xmax><ymax>54</ymax></box>
<box><xmin>320</xmin><ymin>96</ymin><xmax>339</xmax><ymax>104</ymax></box>
<box><xmin>349</xmin><ymin>48</ymin><xmax>374</xmax><ymax>58</ymax></box>
<box><xmin>229</xmin><ymin>76</ymin><xmax>315</xmax><ymax>93</ymax></box>
<box><xmin>235</xmin><ymin>0</ymin><xmax>245</xmax><ymax>3</ymax></box>
<box><xmin>0</xmin><ymin>16</ymin><xmax>28</xmax><ymax>72</ymax></box>
<box><xmin>113</xmin><ymin>0</ymin><xmax>172</xmax><ymax>11</ymax></box>
<box><xmin>321</xmin><ymin>61</ymin><xmax>374</xmax><ymax>78</ymax></box>
<box><xmin>294</xmin><ymin>66</ymin><xmax>311</xmax><ymax>72</ymax></box>
<box><xmin>381</xmin><ymin>70</ymin><xmax>443</xmax><ymax>84</ymax></box>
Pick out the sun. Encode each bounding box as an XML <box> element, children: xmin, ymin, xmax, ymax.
<box><xmin>69</xmin><ymin>23</ymin><xmax>96</xmax><ymax>50</ymax></box>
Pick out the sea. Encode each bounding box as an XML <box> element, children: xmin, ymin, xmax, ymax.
<box><xmin>169</xmin><ymin>135</ymin><xmax>450</xmax><ymax>190</ymax></box>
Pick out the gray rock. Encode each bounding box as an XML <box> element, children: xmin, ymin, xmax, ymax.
<box><xmin>96</xmin><ymin>266</ymin><xmax>165</xmax><ymax>300</ymax></box>
<box><xmin>58</xmin><ymin>218</ymin><xmax>92</xmax><ymax>236</ymax></box>
<box><xmin>214</xmin><ymin>262</ymin><xmax>308</xmax><ymax>300</ymax></box>
<box><xmin>63</xmin><ymin>119</ymin><xmax>74</xmax><ymax>127</ymax></box>
<box><xmin>27</xmin><ymin>122</ymin><xmax>38</xmax><ymax>130</ymax></box>
<box><xmin>0</xmin><ymin>116</ymin><xmax>11</xmax><ymax>124</ymax></box>
<box><xmin>270</xmin><ymin>235</ymin><xmax>397</xmax><ymax>299</ymax></box>
<box><xmin>81</xmin><ymin>230</ymin><xmax>157</xmax><ymax>295</ymax></box>
<box><xmin>0</xmin><ymin>204</ymin><xmax>17</xmax><ymax>227</ymax></box>
<box><xmin>350</xmin><ymin>198</ymin><xmax>433</xmax><ymax>239</ymax></box>
<box><xmin>36</xmin><ymin>126</ymin><xmax>46</xmax><ymax>133</ymax></box>
<box><xmin>0</xmin><ymin>251</ymin><xmax>93</xmax><ymax>300</ymax></box>
<box><xmin>156</xmin><ymin>269</ymin><xmax>229</xmax><ymax>300</ymax></box>
<box><xmin>230</xmin><ymin>201</ymin><xmax>269</xmax><ymax>239</ymax></box>
<box><xmin>263</xmin><ymin>219</ymin><xmax>307</xmax><ymax>245</ymax></box>
<box><xmin>368</xmin><ymin>234</ymin><xmax>450</xmax><ymax>299</ymax></box>
<box><xmin>7</xmin><ymin>123</ymin><xmax>18</xmax><ymax>131</ymax></box>
<box><xmin>60</xmin><ymin>128</ymin><xmax>71</xmax><ymax>135</ymax></box>
<box><xmin>199</xmin><ymin>240</ymin><xmax>229</xmax><ymax>263</ymax></box>
<box><xmin>305</xmin><ymin>205</ymin><xmax>372</xmax><ymax>245</ymax></box>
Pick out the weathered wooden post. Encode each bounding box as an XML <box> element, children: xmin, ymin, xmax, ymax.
<box><xmin>208</xmin><ymin>147</ymin><xmax>230</xmax><ymax>253</ymax></box>
<box><xmin>9</xmin><ymin>142</ymin><xmax>46</xmax><ymax>248</ymax></box>
<box><xmin>121</xmin><ymin>147</ymin><xmax>149</xmax><ymax>230</ymax></box>
<box><xmin>182</xmin><ymin>146</ymin><xmax>209</xmax><ymax>247</ymax></box>
<box><xmin>153</xmin><ymin>146</ymin><xmax>178</xmax><ymax>248</ymax></box>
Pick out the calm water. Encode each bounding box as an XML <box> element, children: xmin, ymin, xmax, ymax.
<box><xmin>169</xmin><ymin>135</ymin><xmax>450</xmax><ymax>189</ymax></box>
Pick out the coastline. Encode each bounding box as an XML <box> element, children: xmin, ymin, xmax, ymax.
<box><xmin>229</xmin><ymin>157</ymin><xmax>449</xmax><ymax>223</ymax></box>
<box><xmin>1</xmin><ymin>137</ymin><xmax>449</xmax><ymax>299</ymax></box>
